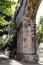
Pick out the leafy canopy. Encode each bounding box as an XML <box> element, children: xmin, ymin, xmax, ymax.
<box><xmin>0</xmin><ymin>0</ymin><xmax>20</xmax><ymax>35</ymax></box>
<box><xmin>36</xmin><ymin>16</ymin><xmax>43</xmax><ymax>46</ymax></box>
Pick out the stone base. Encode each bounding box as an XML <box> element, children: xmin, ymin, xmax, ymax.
<box><xmin>16</xmin><ymin>53</ymin><xmax>38</xmax><ymax>63</ymax></box>
<box><xmin>24</xmin><ymin>54</ymin><xmax>38</xmax><ymax>63</ymax></box>
<box><xmin>16</xmin><ymin>53</ymin><xmax>24</xmax><ymax>60</ymax></box>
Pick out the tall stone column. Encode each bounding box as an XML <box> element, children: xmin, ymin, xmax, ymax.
<box><xmin>15</xmin><ymin>0</ymin><xmax>41</xmax><ymax>63</ymax></box>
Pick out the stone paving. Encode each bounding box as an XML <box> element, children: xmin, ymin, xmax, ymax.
<box><xmin>0</xmin><ymin>53</ymin><xmax>42</xmax><ymax>65</ymax></box>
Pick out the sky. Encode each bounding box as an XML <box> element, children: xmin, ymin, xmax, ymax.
<box><xmin>36</xmin><ymin>0</ymin><xmax>43</xmax><ymax>24</ymax></box>
<box><xmin>14</xmin><ymin>0</ymin><xmax>18</xmax><ymax>2</ymax></box>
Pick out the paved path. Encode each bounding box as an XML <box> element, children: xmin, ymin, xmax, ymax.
<box><xmin>38</xmin><ymin>53</ymin><xmax>43</xmax><ymax>64</ymax></box>
<box><xmin>0</xmin><ymin>53</ymin><xmax>42</xmax><ymax>65</ymax></box>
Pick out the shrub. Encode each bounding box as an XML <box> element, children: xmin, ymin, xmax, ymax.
<box><xmin>4</xmin><ymin>33</ymin><xmax>17</xmax><ymax>51</ymax></box>
<box><xmin>0</xmin><ymin>37</ymin><xmax>5</xmax><ymax>51</ymax></box>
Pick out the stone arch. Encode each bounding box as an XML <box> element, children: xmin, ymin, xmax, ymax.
<box><xmin>15</xmin><ymin>0</ymin><xmax>42</xmax><ymax>62</ymax></box>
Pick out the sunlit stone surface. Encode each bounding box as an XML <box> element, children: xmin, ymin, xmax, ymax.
<box><xmin>15</xmin><ymin>0</ymin><xmax>42</xmax><ymax>62</ymax></box>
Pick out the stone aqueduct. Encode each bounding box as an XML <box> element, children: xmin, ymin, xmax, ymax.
<box><xmin>14</xmin><ymin>0</ymin><xmax>42</xmax><ymax>62</ymax></box>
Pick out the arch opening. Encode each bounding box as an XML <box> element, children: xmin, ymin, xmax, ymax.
<box><xmin>36</xmin><ymin>0</ymin><xmax>43</xmax><ymax>64</ymax></box>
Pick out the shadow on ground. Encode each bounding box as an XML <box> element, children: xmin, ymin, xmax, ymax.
<box><xmin>0</xmin><ymin>52</ymin><xmax>42</xmax><ymax>65</ymax></box>
<box><xmin>0</xmin><ymin>58</ymin><xmax>42</xmax><ymax>65</ymax></box>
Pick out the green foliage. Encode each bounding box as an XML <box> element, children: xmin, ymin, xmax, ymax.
<box><xmin>0</xmin><ymin>0</ymin><xmax>20</xmax><ymax>35</ymax></box>
<box><xmin>0</xmin><ymin>37</ymin><xmax>4</xmax><ymax>51</ymax></box>
<box><xmin>36</xmin><ymin>16</ymin><xmax>43</xmax><ymax>46</ymax></box>
<box><xmin>0</xmin><ymin>0</ymin><xmax>19</xmax><ymax>51</ymax></box>
<box><xmin>36</xmin><ymin>25</ymin><xmax>42</xmax><ymax>45</ymax></box>
<box><xmin>4</xmin><ymin>33</ymin><xmax>17</xmax><ymax>50</ymax></box>
<box><xmin>0</xmin><ymin>37</ymin><xmax>3</xmax><ymax>43</ymax></box>
<box><xmin>0</xmin><ymin>33</ymin><xmax>17</xmax><ymax>51</ymax></box>
<box><xmin>0</xmin><ymin>0</ymin><xmax>20</xmax><ymax>16</ymax></box>
<box><xmin>39</xmin><ymin>16</ymin><xmax>43</xmax><ymax>24</ymax></box>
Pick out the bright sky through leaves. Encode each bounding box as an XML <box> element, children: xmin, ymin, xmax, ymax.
<box><xmin>36</xmin><ymin>0</ymin><xmax>43</xmax><ymax>24</ymax></box>
<box><xmin>14</xmin><ymin>0</ymin><xmax>18</xmax><ymax>2</ymax></box>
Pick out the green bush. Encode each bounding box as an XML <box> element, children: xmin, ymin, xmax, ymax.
<box><xmin>0</xmin><ymin>37</ymin><xmax>5</xmax><ymax>51</ymax></box>
<box><xmin>4</xmin><ymin>33</ymin><xmax>17</xmax><ymax>51</ymax></box>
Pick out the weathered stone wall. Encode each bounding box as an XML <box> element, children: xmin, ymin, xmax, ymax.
<box><xmin>15</xmin><ymin>0</ymin><xmax>42</xmax><ymax>62</ymax></box>
<box><xmin>17</xmin><ymin>23</ymin><xmax>23</xmax><ymax>54</ymax></box>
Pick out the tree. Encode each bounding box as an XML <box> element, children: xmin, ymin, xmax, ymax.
<box><xmin>39</xmin><ymin>16</ymin><xmax>43</xmax><ymax>31</ymax></box>
<box><xmin>0</xmin><ymin>0</ymin><xmax>19</xmax><ymax>35</ymax></box>
<box><xmin>36</xmin><ymin>16</ymin><xmax>43</xmax><ymax>46</ymax></box>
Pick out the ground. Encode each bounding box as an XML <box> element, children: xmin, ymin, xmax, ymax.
<box><xmin>0</xmin><ymin>52</ymin><xmax>42</xmax><ymax>65</ymax></box>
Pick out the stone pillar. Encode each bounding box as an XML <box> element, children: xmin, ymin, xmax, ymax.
<box><xmin>21</xmin><ymin>16</ymin><xmax>38</xmax><ymax>62</ymax></box>
<box><xmin>17</xmin><ymin>23</ymin><xmax>23</xmax><ymax>58</ymax></box>
<box><xmin>16</xmin><ymin>0</ymin><xmax>42</xmax><ymax>63</ymax></box>
<box><xmin>17</xmin><ymin>18</ymin><xmax>38</xmax><ymax>62</ymax></box>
